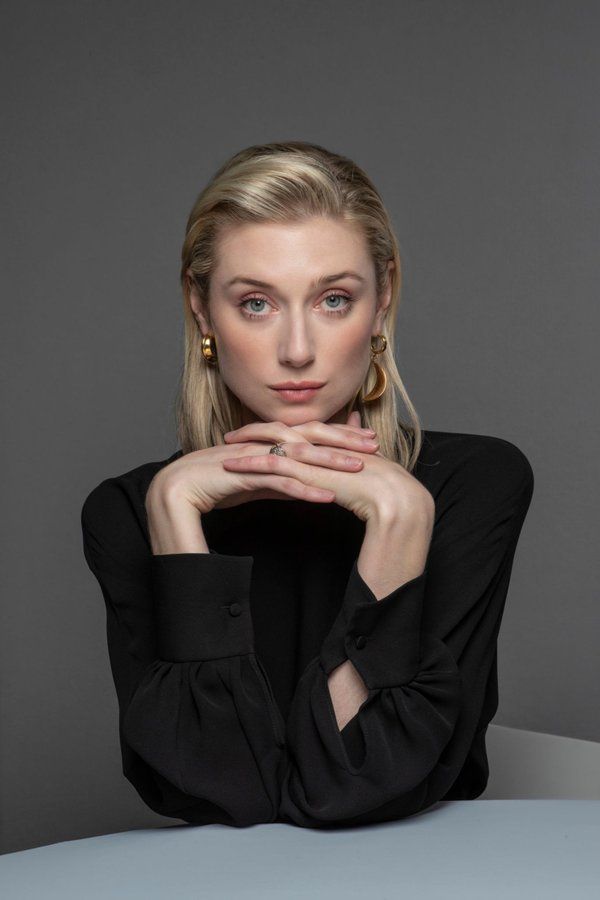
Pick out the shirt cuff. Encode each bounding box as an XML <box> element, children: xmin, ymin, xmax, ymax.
<box><xmin>152</xmin><ymin>550</ymin><xmax>255</xmax><ymax>661</ymax></box>
<box><xmin>319</xmin><ymin>559</ymin><xmax>427</xmax><ymax>689</ymax></box>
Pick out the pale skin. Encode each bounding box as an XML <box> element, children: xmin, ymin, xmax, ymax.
<box><xmin>146</xmin><ymin>215</ymin><xmax>435</xmax><ymax>731</ymax></box>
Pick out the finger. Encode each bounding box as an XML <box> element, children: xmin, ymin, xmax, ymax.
<box><xmin>346</xmin><ymin>410</ymin><xmax>377</xmax><ymax>438</ymax></box>
<box><xmin>222</xmin><ymin>452</ymin><xmax>352</xmax><ymax>498</ymax></box>
<box><xmin>336</xmin><ymin>423</ymin><xmax>376</xmax><ymax>435</ymax></box>
<box><xmin>225</xmin><ymin>468</ymin><xmax>335</xmax><ymax>502</ymax></box>
<box><xmin>299</xmin><ymin>419</ymin><xmax>377</xmax><ymax>447</ymax></box>
<box><xmin>225</xmin><ymin>444</ymin><xmax>365</xmax><ymax>472</ymax></box>
<box><xmin>225</xmin><ymin>421</ymin><xmax>378</xmax><ymax>452</ymax></box>
<box><xmin>288</xmin><ymin>443</ymin><xmax>365</xmax><ymax>471</ymax></box>
<box><xmin>223</xmin><ymin>422</ymin><xmax>304</xmax><ymax>445</ymax></box>
<box><xmin>224</xmin><ymin>418</ymin><xmax>375</xmax><ymax>440</ymax></box>
<box><xmin>306</xmin><ymin>427</ymin><xmax>380</xmax><ymax>451</ymax></box>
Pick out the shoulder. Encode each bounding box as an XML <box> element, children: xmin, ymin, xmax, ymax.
<box><xmin>81</xmin><ymin>449</ymin><xmax>183</xmax><ymax>544</ymax></box>
<box><xmin>416</xmin><ymin>429</ymin><xmax>534</xmax><ymax>517</ymax></box>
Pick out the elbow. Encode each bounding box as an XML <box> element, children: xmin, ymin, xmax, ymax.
<box><xmin>123</xmin><ymin>747</ymin><xmax>280</xmax><ymax>826</ymax></box>
<box><xmin>277</xmin><ymin>777</ymin><xmax>434</xmax><ymax>829</ymax></box>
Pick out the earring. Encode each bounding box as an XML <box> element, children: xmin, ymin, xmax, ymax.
<box><xmin>201</xmin><ymin>333</ymin><xmax>218</xmax><ymax>366</ymax></box>
<box><xmin>362</xmin><ymin>334</ymin><xmax>387</xmax><ymax>402</ymax></box>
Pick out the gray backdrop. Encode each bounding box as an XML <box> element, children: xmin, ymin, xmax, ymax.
<box><xmin>2</xmin><ymin>0</ymin><xmax>598</xmax><ymax>854</ymax></box>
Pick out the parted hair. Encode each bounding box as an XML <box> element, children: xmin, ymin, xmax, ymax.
<box><xmin>176</xmin><ymin>141</ymin><xmax>423</xmax><ymax>473</ymax></box>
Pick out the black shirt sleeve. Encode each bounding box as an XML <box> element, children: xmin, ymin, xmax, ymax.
<box><xmin>81</xmin><ymin>436</ymin><xmax>534</xmax><ymax>829</ymax></box>
<box><xmin>279</xmin><ymin>437</ymin><xmax>534</xmax><ymax>826</ymax></box>
<box><xmin>81</xmin><ymin>479</ymin><xmax>285</xmax><ymax>827</ymax></box>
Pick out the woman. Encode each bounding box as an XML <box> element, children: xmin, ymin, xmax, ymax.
<box><xmin>81</xmin><ymin>141</ymin><xmax>534</xmax><ymax>829</ymax></box>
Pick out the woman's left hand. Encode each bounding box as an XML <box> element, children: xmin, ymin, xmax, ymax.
<box><xmin>221</xmin><ymin>411</ymin><xmax>433</xmax><ymax>523</ymax></box>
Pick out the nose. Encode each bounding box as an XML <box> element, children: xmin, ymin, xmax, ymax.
<box><xmin>278</xmin><ymin>313</ymin><xmax>316</xmax><ymax>367</ymax></box>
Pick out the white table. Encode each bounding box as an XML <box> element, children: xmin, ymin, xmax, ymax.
<box><xmin>1</xmin><ymin>800</ymin><xmax>598</xmax><ymax>899</ymax></box>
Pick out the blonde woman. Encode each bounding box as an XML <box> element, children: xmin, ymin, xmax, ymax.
<box><xmin>81</xmin><ymin>142</ymin><xmax>534</xmax><ymax>829</ymax></box>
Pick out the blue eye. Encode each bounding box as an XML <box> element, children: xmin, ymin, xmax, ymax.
<box><xmin>239</xmin><ymin>292</ymin><xmax>354</xmax><ymax>319</ymax></box>
<box><xmin>242</xmin><ymin>298</ymin><xmax>269</xmax><ymax>316</ymax></box>
<box><xmin>323</xmin><ymin>293</ymin><xmax>352</xmax><ymax>314</ymax></box>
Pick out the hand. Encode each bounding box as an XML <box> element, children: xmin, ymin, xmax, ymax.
<box><xmin>213</xmin><ymin>410</ymin><xmax>380</xmax><ymax>510</ymax></box>
<box><xmin>221</xmin><ymin>411</ymin><xmax>431</xmax><ymax>522</ymax></box>
<box><xmin>146</xmin><ymin>410</ymin><xmax>379</xmax><ymax>515</ymax></box>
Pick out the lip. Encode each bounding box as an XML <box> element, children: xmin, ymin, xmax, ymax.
<box><xmin>270</xmin><ymin>385</ymin><xmax>324</xmax><ymax>403</ymax></box>
<box><xmin>269</xmin><ymin>381</ymin><xmax>326</xmax><ymax>389</ymax></box>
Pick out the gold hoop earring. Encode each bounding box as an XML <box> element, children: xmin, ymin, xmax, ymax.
<box><xmin>362</xmin><ymin>334</ymin><xmax>387</xmax><ymax>403</ymax></box>
<box><xmin>201</xmin><ymin>333</ymin><xmax>218</xmax><ymax>366</ymax></box>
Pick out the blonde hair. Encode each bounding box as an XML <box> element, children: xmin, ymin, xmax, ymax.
<box><xmin>176</xmin><ymin>141</ymin><xmax>423</xmax><ymax>472</ymax></box>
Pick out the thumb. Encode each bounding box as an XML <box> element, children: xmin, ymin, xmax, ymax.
<box><xmin>347</xmin><ymin>409</ymin><xmax>361</xmax><ymax>427</ymax></box>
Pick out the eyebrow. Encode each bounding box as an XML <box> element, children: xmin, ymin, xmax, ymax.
<box><xmin>224</xmin><ymin>270</ymin><xmax>366</xmax><ymax>291</ymax></box>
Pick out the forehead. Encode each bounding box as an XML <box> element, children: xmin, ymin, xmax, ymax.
<box><xmin>214</xmin><ymin>217</ymin><xmax>371</xmax><ymax>271</ymax></box>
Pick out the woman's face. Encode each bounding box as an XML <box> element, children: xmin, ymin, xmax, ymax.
<box><xmin>189</xmin><ymin>215</ymin><xmax>392</xmax><ymax>427</ymax></box>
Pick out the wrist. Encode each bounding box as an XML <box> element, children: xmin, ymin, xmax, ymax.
<box><xmin>367</xmin><ymin>489</ymin><xmax>435</xmax><ymax>532</ymax></box>
<box><xmin>145</xmin><ymin>483</ymin><xmax>209</xmax><ymax>555</ymax></box>
<box><xmin>361</xmin><ymin>503</ymin><xmax>433</xmax><ymax>600</ymax></box>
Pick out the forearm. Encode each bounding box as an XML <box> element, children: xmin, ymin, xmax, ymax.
<box><xmin>327</xmin><ymin>504</ymin><xmax>434</xmax><ymax>730</ymax></box>
<box><xmin>145</xmin><ymin>480</ymin><xmax>210</xmax><ymax>555</ymax></box>
<box><xmin>355</xmin><ymin>502</ymin><xmax>434</xmax><ymax>601</ymax></box>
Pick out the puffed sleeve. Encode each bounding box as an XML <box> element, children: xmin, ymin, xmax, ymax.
<box><xmin>277</xmin><ymin>437</ymin><xmax>534</xmax><ymax>828</ymax></box>
<box><xmin>81</xmin><ymin>477</ymin><xmax>285</xmax><ymax>827</ymax></box>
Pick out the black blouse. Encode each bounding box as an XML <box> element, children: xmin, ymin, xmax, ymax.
<box><xmin>80</xmin><ymin>428</ymin><xmax>534</xmax><ymax>829</ymax></box>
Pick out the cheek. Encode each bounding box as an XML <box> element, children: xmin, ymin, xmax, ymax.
<box><xmin>211</xmin><ymin>309</ymin><xmax>246</xmax><ymax>353</ymax></box>
<box><xmin>332</xmin><ymin>320</ymin><xmax>371</xmax><ymax>369</ymax></box>
<box><xmin>222</xmin><ymin>342</ymin><xmax>264</xmax><ymax>372</ymax></box>
<box><xmin>214</xmin><ymin>320</ymin><xmax>269</xmax><ymax>375</ymax></box>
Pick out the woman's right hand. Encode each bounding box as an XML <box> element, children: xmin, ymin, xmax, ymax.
<box><xmin>146</xmin><ymin>413</ymin><xmax>379</xmax><ymax>515</ymax></box>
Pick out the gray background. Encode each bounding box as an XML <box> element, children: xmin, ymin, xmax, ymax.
<box><xmin>1</xmin><ymin>0</ymin><xmax>597</xmax><ymax>855</ymax></box>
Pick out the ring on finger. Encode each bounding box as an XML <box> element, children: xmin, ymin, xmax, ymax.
<box><xmin>269</xmin><ymin>442</ymin><xmax>287</xmax><ymax>457</ymax></box>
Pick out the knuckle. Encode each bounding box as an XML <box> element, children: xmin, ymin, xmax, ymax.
<box><xmin>233</xmin><ymin>442</ymin><xmax>253</xmax><ymax>455</ymax></box>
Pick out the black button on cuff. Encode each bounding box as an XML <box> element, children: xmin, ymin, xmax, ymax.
<box><xmin>319</xmin><ymin>558</ymin><xmax>429</xmax><ymax>689</ymax></box>
<box><xmin>152</xmin><ymin>552</ymin><xmax>255</xmax><ymax>661</ymax></box>
<box><xmin>345</xmin><ymin>627</ymin><xmax>422</xmax><ymax>690</ymax></box>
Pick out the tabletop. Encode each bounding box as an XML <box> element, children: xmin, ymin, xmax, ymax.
<box><xmin>1</xmin><ymin>800</ymin><xmax>598</xmax><ymax>899</ymax></box>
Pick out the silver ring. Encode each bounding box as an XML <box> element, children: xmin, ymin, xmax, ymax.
<box><xmin>269</xmin><ymin>442</ymin><xmax>287</xmax><ymax>457</ymax></box>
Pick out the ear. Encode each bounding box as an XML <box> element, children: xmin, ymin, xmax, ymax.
<box><xmin>186</xmin><ymin>267</ymin><xmax>212</xmax><ymax>334</ymax></box>
<box><xmin>373</xmin><ymin>260</ymin><xmax>394</xmax><ymax>333</ymax></box>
